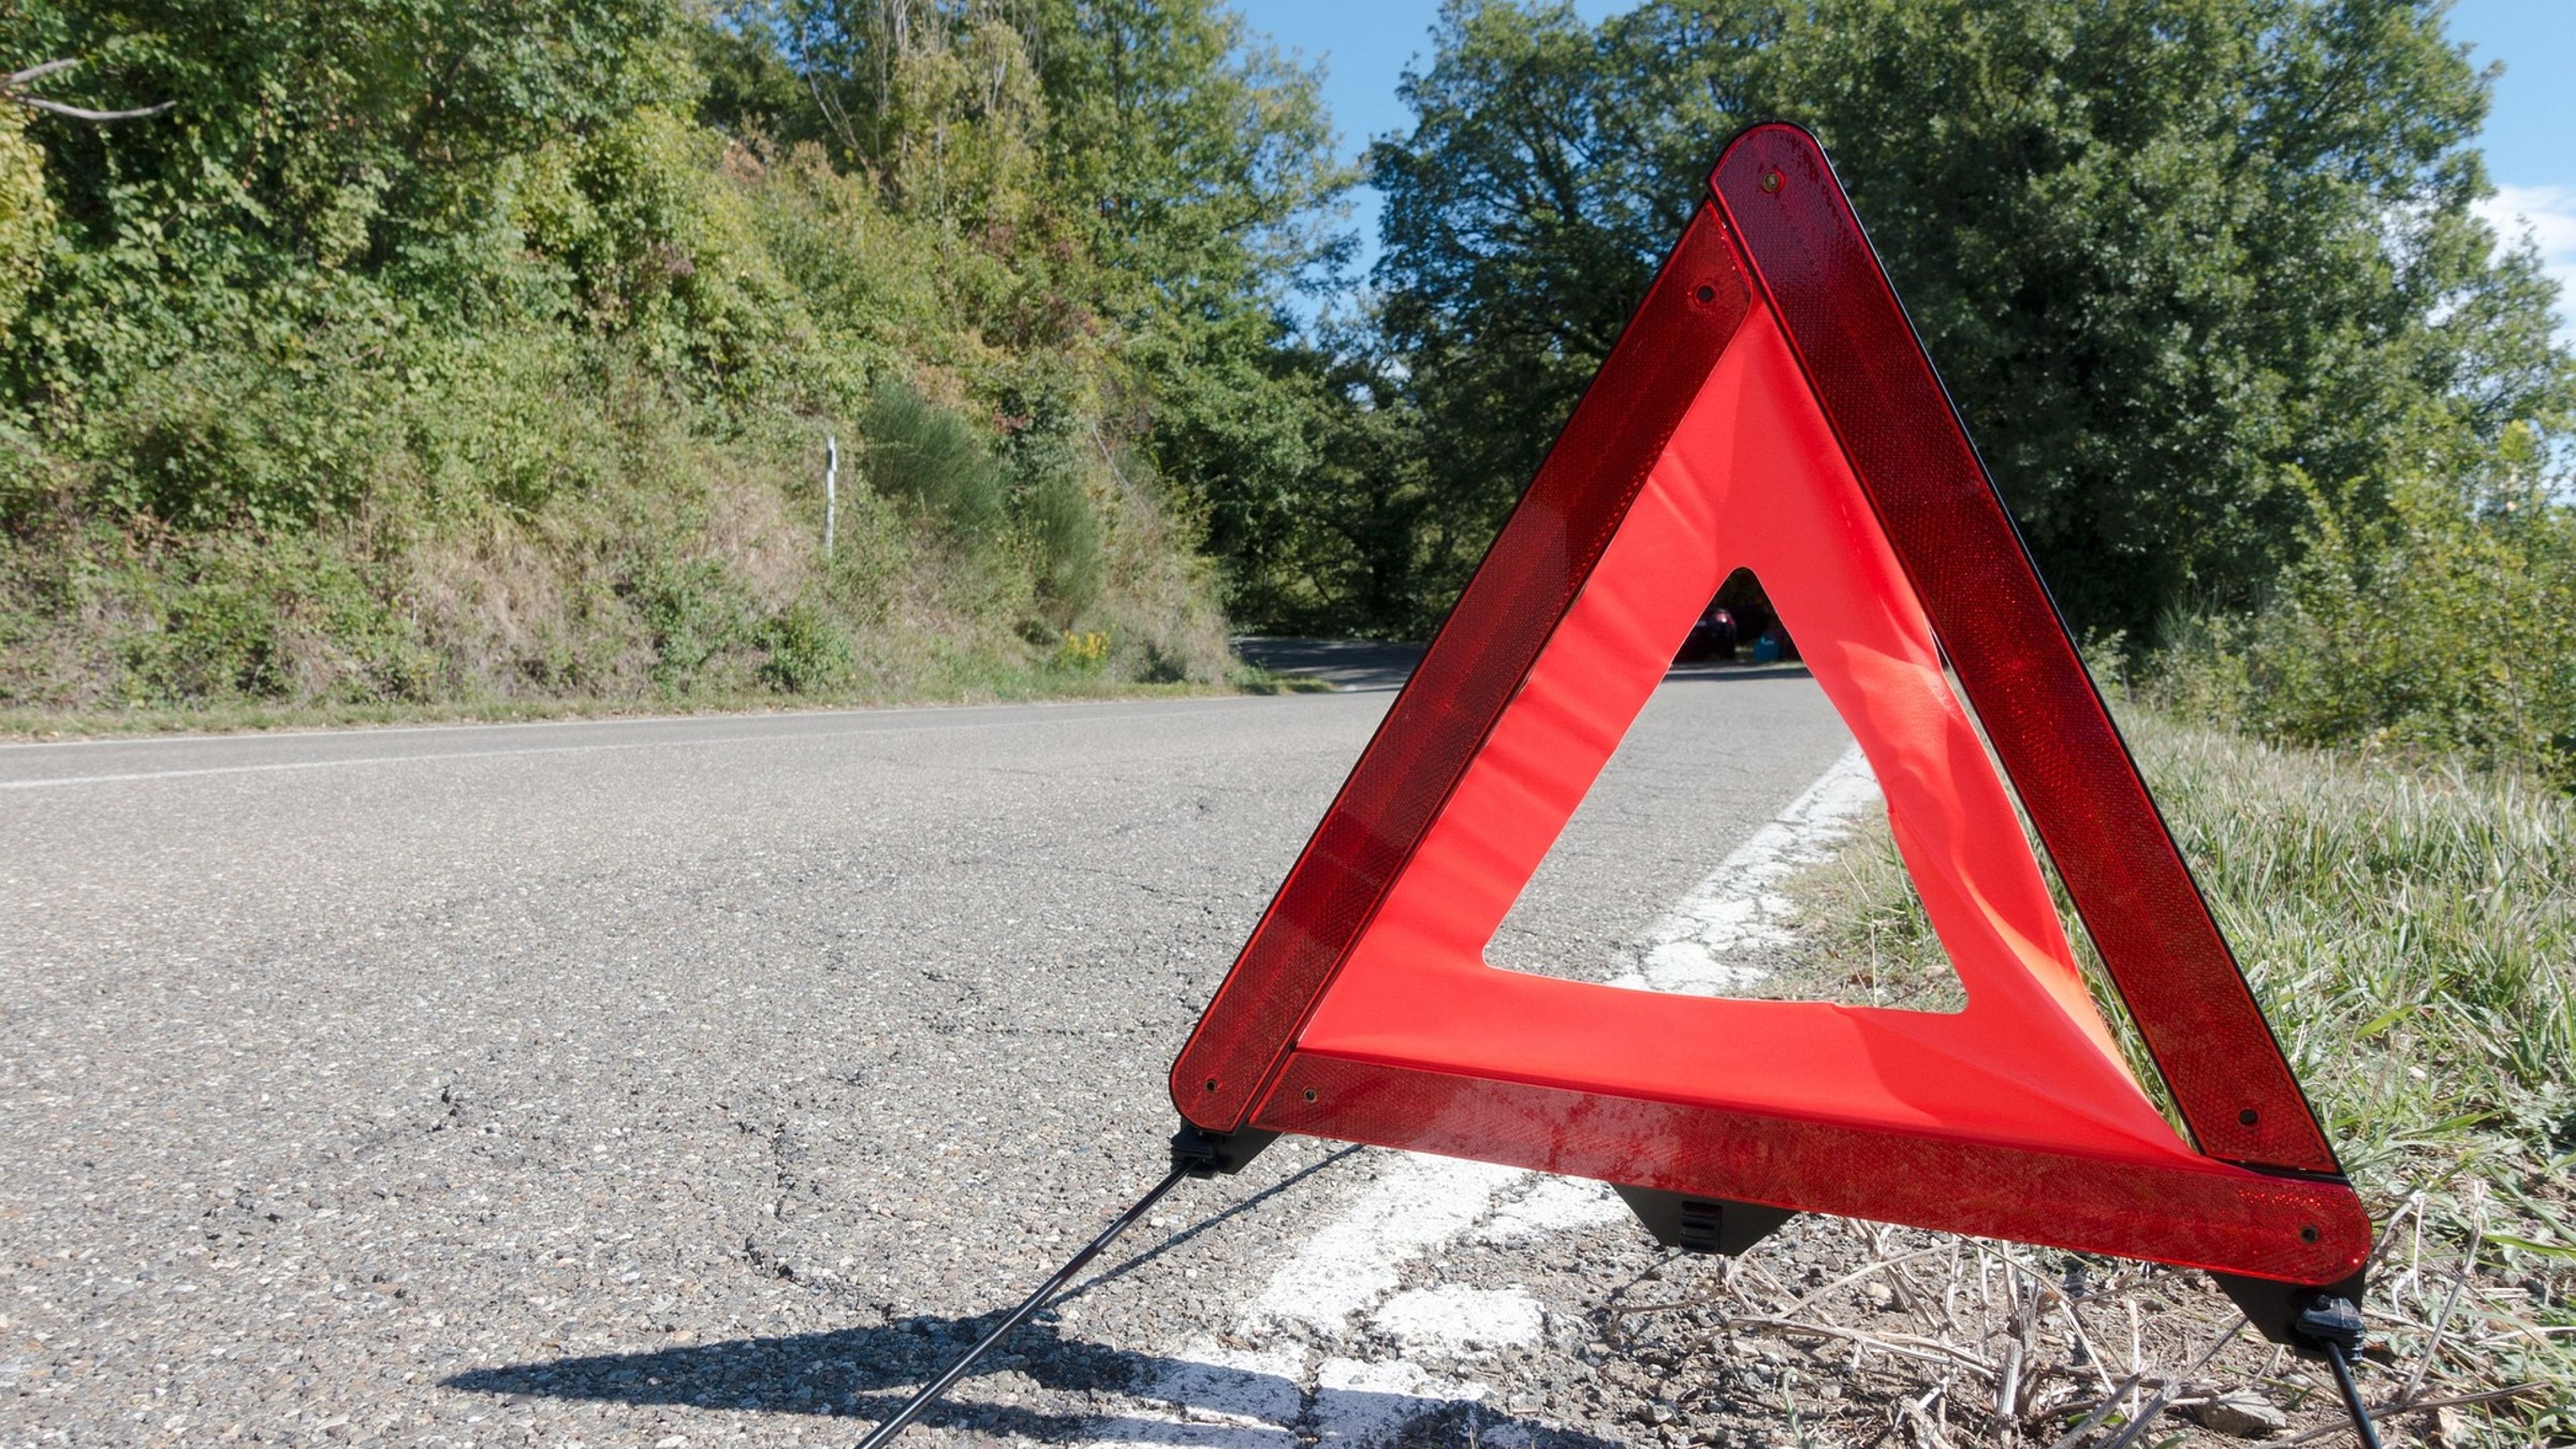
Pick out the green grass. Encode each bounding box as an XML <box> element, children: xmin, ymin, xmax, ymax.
<box><xmin>0</xmin><ymin>651</ymin><xmax>1340</xmax><ymax>741</ymax></box>
<box><xmin>0</xmin><ymin>677</ymin><xmax>1231</xmax><ymax>742</ymax></box>
<box><xmin>1791</xmin><ymin>708</ymin><xmax>2575</xmax><ymax>1440</ymax></box>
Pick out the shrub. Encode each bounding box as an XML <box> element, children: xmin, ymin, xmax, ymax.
<box><xmin>2153</xmin><ymin>468</ymin><xmax>2576</xmax><ymax>789</ymax></box>
<box><xmin>95</xmin><ymin>350</ymin><xmax>399</xmax><ymax>531</ymax></box>
<box><xmin>110</xmin><ymin>534</ymin><xmax>433</xmax><ymax>704</ymax></box>
<box><xmin>859</xmin><ymin>378</ymin><xmax>1006</xmax><ymax>537</ymax></box>
<box><xmin>629</xmin><ymin>555</ymin><xmax>757</xmax><ymax>687</ymax></box>
<box><xmin>1019</xmin><ymin>466</ymin><xmax>1102</xmax><ymax>622</ymax></box>
<box><xmin>516</xmin><ymin>108</ymin><xmax>823</xmax><ymax>396</ymax></box>
<box><xmin>757</xmin><ymin>599</ymin><xmax>855</xmax><ymax>692</ymax></box>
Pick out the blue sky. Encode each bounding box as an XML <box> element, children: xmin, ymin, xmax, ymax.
<box><xmin>1234</xmin><ymin>1</ymin><xmax>2576</xmax><ymax>337</ymax></box>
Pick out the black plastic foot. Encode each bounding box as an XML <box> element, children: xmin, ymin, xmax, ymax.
<box><xmin>2213</xmin><ymin>1270</ymin><xmax>2368</xmax><ymax>1354</ymax></box>
<box><xmin>1615</xmin><ymin>1185</ymin><xmax>1794</xmax><ymax>1255</ymax></box>
<box><xmin>1170</xmin><ymin>1122</ymin><xmax>1279</xmax><ymax>1177</ymax></box>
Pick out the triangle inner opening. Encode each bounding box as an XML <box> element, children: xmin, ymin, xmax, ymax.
<box><xmin>1483</xmin><ymin>565</ymin><xmax>1969</xmax><ymax>1015</ymax></box>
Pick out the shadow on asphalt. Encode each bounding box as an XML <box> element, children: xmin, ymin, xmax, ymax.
<box><xmin>1233</xmin><ymin>635</ymin><xmax>1425</xmax><ymax>693</ymax></box>
<box><xmin>1662</xmin><ymin>661</ymin><xmax>1813</xmax><ymax>684</ymax></box>
<box><xmin>444</xmin><ymin>1142</ymin><xmax>1614</xmax><ymax>1442</ymax></box>
<box><xmin>446</xmin><ymin>1317</ymin><xmax>1616</xmax><ymax>1446</ymax></box>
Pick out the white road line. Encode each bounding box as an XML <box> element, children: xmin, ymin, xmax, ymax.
<box><xmin>0</xmin><ymin>702</ymin><xmax>1279</xmax><ymax>790</ymax></box>
<box><xmin>0</xmin><ymin>693</ymin><xmax>1282</xmax><ymax>755</ymax></box>
<box><xmin>1080</xmin><ymin>745</ymin><xmax>1882</xmax><ymax>1448</ymax></box>
<box><xmin>1616</xmin><ymin>745</ymin><xmax>1880</xmax><ymax>994</ymax></box>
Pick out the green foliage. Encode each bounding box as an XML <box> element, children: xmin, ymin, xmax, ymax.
<box><xmin>2153</xmin><ymin>455</ymin><xmax>2576</xmax><ymax>789</ymax></box>
<box><xmin>1354</xmin><ymin>0</ymin><xmax>2574</xmax><ymax>639</ymax></box>
<box><xmin>990</xmin><ymin>366</ymin><xmax>1105</xmax><ymax>621</ymax></box>
<box><xmin>0</xmin><ymin>107</ymin><xmax>50</xmax><ymax>336</ymax></box>
<box><xmin>1018</xmin><ymin>466</ymin><xmax>1102</xmax><ymax>621</ymax></box>
<box><xmin>756</xmin><ymin>597</ymin><xmax>855</xmax><ymax>692</ymax></box>
<box><xmin>0</xmin><ymin>0</ymin><xmax>1281</xmax><ymax>709</ymax></box>
<box><xmin>1217</xmin><ymin>339</ymin><xmax>1452</xmax><ymax>639</ymax></box>
<box><xmin>861</xmin><ymin>377</ymin><xmax>1006</xmax><ymax>537</ymax></box>
<box><xmin>94</xmin><ymin>532</ymin><xmax>437</xmax><ymax>704</ymax></box>
<box><xmin>1368</xmin><ymin>2</ymin><xmax>1686</xmax><ymax>578</ymax></box>
<box><xmin>632</xmin><ymin>555</ymin><xmax>758</xmax><ymax>684</ymax></box>
<box><xmin>0</xmin><ymin>0</ymin><xmax>692</xmax><ymax>405</ymax></box>
<box><xmin>738</xmin><ymin>0</ymin><xmax>1356</xmax><ymax>623</ymax></box>
<box><xmin>517</xmin><ymin>107</ymin><xmax>815</xmax><ymax>390</ymax></box>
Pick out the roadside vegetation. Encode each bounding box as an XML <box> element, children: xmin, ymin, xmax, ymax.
<box><xmin>1786</xmin><ymin>708</ymin><xmax>2575</xmax><ymax>1444</ymax></box>
<box><xmin>0</xmin><ymin>0</ymin><xmax>1344</xmax><ymax>718</ymax></box>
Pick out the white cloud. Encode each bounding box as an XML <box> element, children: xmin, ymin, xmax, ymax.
<box><xmin>2475</xmin><ymin>182</ymin><xmax>2576</xmax><ymax>346</ymax></box>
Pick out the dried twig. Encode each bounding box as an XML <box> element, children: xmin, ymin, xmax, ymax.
<box><xmin>1770</xmin><ymin>1246</ymin><xmax>1950</xmax><ymax>1321</ymax></box>
<box><xmin>1727</xmin><ymin>1315</ymin><xmax>1998</xmax><ymax>1377</ymax></box>
<box><xmin>1862</xmin><ymin>1371</ymin><xmax>1962</xmax><ymax>1449</ymax></box>
<box><xmin>2263</xmin><ymin>1382</ymin><xmax>2548</xmax><ymax>1447</ymax></box>
<box><xmin>2090</xmin><ymin>1311</ymin><xmax>2245</xmax><ymax>1449</ymax></box>
<box><xmin>2399</xmin><ymin>1259</ymin><xmax>2475</xmax><ymax>1405</ymax></box>
<box><xmin>2051</xmin><ymin>1291</ymin><xmax>2118</xmax><ymax>1403</ymax></box>
<box><xmin>2040</xmin><ymin>1371</ymin><xmax>2148</xmax><ymax>1449</ymax></box>
<box><xmin>1996</xmin><ymin>1263</ymin><xmax>2030</xmax><ymax>1437</ymax></box>
<box><xmin>1904</xmin><ymin>1391</ymin><xmax>1955</xmax><ymax>1449</ymax></box>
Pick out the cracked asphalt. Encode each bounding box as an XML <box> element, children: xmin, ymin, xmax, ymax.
<box><xmin>1</xmin><ymin>672</ymin><xmax>1851</xmax><ymax>1447</ymax></box>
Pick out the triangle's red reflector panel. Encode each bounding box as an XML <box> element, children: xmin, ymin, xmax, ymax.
<box><xmin>1172</xmin><ymin>125</ymin><xmax>2365</xmax><ymax>1287</ymax></box>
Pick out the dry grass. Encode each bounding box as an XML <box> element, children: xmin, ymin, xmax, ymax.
<box><xmin>0</xmin><ymin>391</ymin><xmax>1240</xmax><ymax>721</ymax></box>
<box><xmin>1755</xmin><ymin>710</ymin><xmax>2575</xmax><ymax>1445</ymax></box>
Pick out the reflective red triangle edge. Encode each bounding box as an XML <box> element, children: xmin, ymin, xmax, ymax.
<box><xmin>1169</xmin><ymin>124</ymin><xmax>2367</xmax><ymax>1287</ymax></box>
<box><xmin>1706</xmin><ymin>125</ymin><xmax>2337</xmax><ymax>1178</ymax></box>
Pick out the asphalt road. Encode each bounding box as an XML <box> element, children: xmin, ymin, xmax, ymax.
<box><xmin>1</xmin><ymin>670</ymin><xmax>1854</xmax><ymax>1448</ymax></box>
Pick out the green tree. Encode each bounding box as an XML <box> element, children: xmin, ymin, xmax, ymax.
<box><xmin>1368</xmin><ymin>0</ymin><xmax>2575</xmax><ymax>639</ymax></box>
<box><xmin>0</xmin><ymin>0</ymin><xmax>1260</xmax><ymax>706</ymax></box>
<box><xmin>722</xmin><ymin>0</ymin><xmax>1354</xmax><ymax>616</ymax></box>
<box><xmin>0</xmin><ymin>0</ymin><xmax>691</xmax><ymax>414</ymax></box>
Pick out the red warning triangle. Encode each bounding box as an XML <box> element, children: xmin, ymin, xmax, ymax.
<box><xmin>1172</xmin><ymin>125</ymin><xmax>2366</xmax><ymax>1292</ymax></box>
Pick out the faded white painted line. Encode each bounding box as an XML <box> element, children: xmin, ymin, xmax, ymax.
<box><xmin>1082</xmin><ymin>745</ymin><xmax>1886</xmax><ymax>1448</ymax></box>
<box><xmin>1249</xmin><ymin>1154</ymin><xmax>1527</xmax><ymax>1336</ymax></box>
<box><xmin>1617</xmin><ymin>745</ymin><xmax>1880</xmax><ymax>994</ymax></box>
<box><xmin>0</xmin><ymin>702</ymin><xmax>1278</xmax><ymax>790</ymax></box>
<box><xmin>1374</xmin><ymin>1285</ymin><xmax>1544</xmax><ymax>1353</ymax></box>
<box><xmin>0</xmin><ymin>691</ymin><xmax>1294</xmax><ymax>755</ymax></box>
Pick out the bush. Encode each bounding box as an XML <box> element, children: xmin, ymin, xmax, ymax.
<box><xmin>1018</xmin><ymin>467</ymin><xmax>1102</xmax><ymax>622</ymax></box>
<box><xmin>107</xmin><ymin>534</ymin><xmax>435</xmax><ymax>704</ymax></box>
<box><xmin>859</xmin><ymin>378</ymin><xmax>1006</xmax><ymax>537</ymax></box>
<box><xmin>2153</xmin><ymin>468</ymin><xmax>2576</xmax><ymax>790</ymax></box>
<box><xmin>757</xmin><ymin>599</ymin><xmax>855</xmax><ymax>692</ymax></box>
<box><xmin>95</xmin><ymin>350</ymin><xmax>398</xmax><ymax>531</ymax></box>
<box><xmin>629</xmin><ymin>555</ymin><xmax>757</xmax><ymax>687</ymax></box>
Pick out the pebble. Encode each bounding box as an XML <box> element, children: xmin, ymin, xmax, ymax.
<box><xmin>2192</xmin><ymin>1389</ymin><xmax>2291</xmax><ymax>1437</ymax></box>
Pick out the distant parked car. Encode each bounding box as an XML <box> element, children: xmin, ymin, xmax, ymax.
<box><xmin>1676</xmin><ymin>604</ymin><xmax>1739</xmax><ymax>662</ymax></box>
